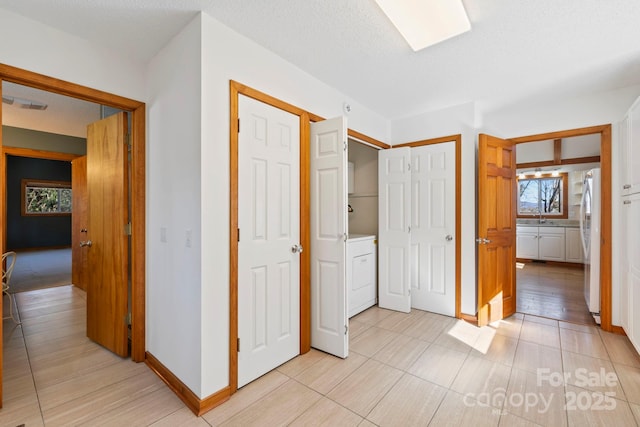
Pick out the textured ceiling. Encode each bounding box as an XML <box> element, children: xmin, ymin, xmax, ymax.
<box><xmin>1</xmin><ymin>0</ymin><xmax>640</xmax><ymax>121</ymax></box>
<box><xmin>2</xmin><ymin>82</ymin><xmax>100</xmax><ymax>138</ymax></box>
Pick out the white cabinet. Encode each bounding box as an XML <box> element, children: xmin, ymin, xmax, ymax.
<box><xmin>538</xmin><ymin>227</ymin><xmax>565</xmax><ymax>261</ymax></box>
<box><xmin>565</xmin><ymin>228</ymin><xmax>583</xmax><ymax>263</ymax></box>
<box><xmin>623</xmin><ymin>193</ymin><xmax>640</xmax><ymax>353</ymax></box>
<box><xmin>516</xmin><ymin>226</ymin><xmax>539</xmax><ymax>259</ymax></box>
<box><xmin>516</xmin><ymin>225</ymin><xmax>574</xmax><ymax>262</ymax></box>
<box><xmin>347</xmin><ymin>235</ymin><xmax>377</xmax><ymax>317</ymax></box>
<box><xmin>622</xmin><ymin>97</ymin><xmax>640</xmax><ymax>196</ymax></box>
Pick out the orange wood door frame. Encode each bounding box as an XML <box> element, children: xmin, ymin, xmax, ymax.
<box><xmin>511</xmin><ymin>124</ymin><xmax>613</xmax><ymax>331</ymax></box>
<box><xmin>0</xmin><ymin>64</ymin><xmax>146</xmax><ymax>408</ymax></box>
<box><xmin>392</xmin><ymin>135</ymin><xmax>463</xmax><ymax>319</ymax></box>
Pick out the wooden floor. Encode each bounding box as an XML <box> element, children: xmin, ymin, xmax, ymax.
<box><xmin>516</xmin><ymin>262</ymin><xmax>595</xmax><ymax>325</ymax></box>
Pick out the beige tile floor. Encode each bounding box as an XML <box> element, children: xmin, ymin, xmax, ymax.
<box><xmin>3</xmin><ymin>285</ymin><xmax>640</xmax><ymax>426</ymax></box>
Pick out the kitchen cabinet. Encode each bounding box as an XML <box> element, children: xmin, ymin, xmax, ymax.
<box><xmin>516</xmin><ymin>226</ymin><xmax>539</xmax><ymax>259</ymax></box>
<box><xmin>538</xmin><ymin>227</ymin><xmax>566</xmax><ymax>261</ymax></box>
<box><xmin>516</xmin><ymin>225</ymin><xmax>573</xmax><ymax>262</ymax></box>
<box><xmin>347</xmin><ymin>235</ymin><xmax>377</xmax><ymax>317</ymax></box>
<box><xmin>565</xmin><ymin>228</ymin><xmax>583</xmax><ymax>263</ymax></box>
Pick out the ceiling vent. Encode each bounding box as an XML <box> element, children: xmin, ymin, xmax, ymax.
<box><xmin>2</xmin><ymin>95</ymin><xmax>48</xmax><ymax>110</ymax></box>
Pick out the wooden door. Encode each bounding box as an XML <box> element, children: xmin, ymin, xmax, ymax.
<box><xmin>410</xmin><ymin>142</ymin><xmax>456</xmax><ymax>316</ymax></box>
<box><xmin>310</xmin><ymin>116</ymin><xmax>348</xmax><ymax>358</ymax></box>
<box><xmin>477</xmin><ymin>134</ymin><xmax>516</xmax><ymax>327</ymax></box>
<box><xmin>378</xmin><ymin>147</ymin><xmax>411</xmax><ymax>313</ymax></box>
<box><xmin>237</xmin><ymin>96</ymin><xmax>301</xmax><ymax>386</ymax></box>
<box><xmin>71</xmin><ymin>155</ymin><xmax>88</xmax><ymax>291</ymax></box>
<box><xmin>85</xmin><ymin>112</ymin><xmax>129</xmax><ymax>357</ymax></box>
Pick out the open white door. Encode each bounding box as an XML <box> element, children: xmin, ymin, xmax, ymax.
<box><xmin>410</xmin><ymin>142</ymin><xmax>456</xmax><ymax>316</ymax></box>
<box><xmin>237</xmin><ymin>95</ymin><xmax>301</xmax><ymax>387</ymax></box>
<box><xmin>310</xmin><ymin>116</ymin><xmax>349</xmax><ymax>358</ymax></box>
<box><xmin>378</xmin><ymin>147</ymin><xmax>411</xmax><ymax>313</ymax></box>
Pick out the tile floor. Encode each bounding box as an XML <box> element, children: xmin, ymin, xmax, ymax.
<box><xmin>3</xmin><ymin>285</ymin><xmax>640</xmax><ymax>426</ymax></box>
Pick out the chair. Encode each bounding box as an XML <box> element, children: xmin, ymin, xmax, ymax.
<box><xmin>2</xmin><ymin>251</ymin><xmax>20</xmax><ymax>324</ymax></box>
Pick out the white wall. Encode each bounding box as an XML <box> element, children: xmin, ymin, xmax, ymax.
<box><xmin>0</xmin><ymin>9</ymin><xmax>145</xmax><ymax>102</ymax></box>
<box><xmin>390</xmin><ymin>102</ymin><xmax>478</xmax><ymax>315</ymax></box>
<box><xmin>146</xmin><ymin>17</ymin><xmax>204</xmax><ymax>395</ymax></box>
<box><xmin>197</xmin><ymin>12</ymin><xmax>389</xmax><ymax>397</ymax></box>
<box><xmin>348</xmin><ymin>140</ymin><xmax>379</xmax><ymax>236</ymax></box>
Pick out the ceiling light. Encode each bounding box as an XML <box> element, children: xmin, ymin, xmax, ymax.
<box><xmin>2</xmin><ymin>95</ymin><xmax>48</xmax><ymax>110</ymax></box>
<box><xmin>373</xmin><ymin>0</ymin><xmax>471</xmax><ymax>51</ymax></box>
<box><xmin>551</xmin><ymin>170</ymin><xmax>560</xmax><ymax>177</ymax></box>
<box><xmin>518</xmin><ymin>173</ymin><xmax>526</xmax><ymax>179</ymax></box>
<box><xmin>534</xmin><ymin>170</ymin><xmax>542</xmax><ymax>178</ymax></box>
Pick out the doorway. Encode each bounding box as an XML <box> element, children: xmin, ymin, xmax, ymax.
<box><xmin>511</xmin><ymin>125</ymin><xmax>612</xmax><ymax>329</ymax></box>
<box><xmin>0</xmin><ymin>64</ymin><xmax>146</xmax><ymax>406</ymax></box>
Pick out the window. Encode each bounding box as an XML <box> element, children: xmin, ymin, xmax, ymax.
<box><xmin>21</xmin><ymin>179</ymin><xmax>72</xmax><ymax>216</ymax></box>
<box><xmin>517</xmin><ymin>173</ymin><xmax>568</xmax><ymax>218</ymax></box>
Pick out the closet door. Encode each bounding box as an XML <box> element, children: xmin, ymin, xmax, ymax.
<box><xmin>410</xmin><ymin>142</ymin><xmax>456</xmax><ymax>316</ymax></box>
<box><xmin>378</xmin><ymin>148</ymin><xmax>411</xmax><ymax>312</ymax></box>
<box><xmin>310</xmin><ymin>116</ymin><xmax>349</xmax><ymax>358</ymax></box>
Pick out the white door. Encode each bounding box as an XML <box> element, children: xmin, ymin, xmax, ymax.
<box><xmin>238</xmin><ymin>95</ymin><xmax>301</xmax><ymax>387</ymax></box>
<box><xmin>378</xmin><ymin>147</ymin><xmax>411</xmax><ymax>313</ymax></box>
<box><xmin>310</xmin><ymin>117</ymin><xmax>349</xmax><ymax>358</ymax></box>
<box><xmin>410</xmin><ymin>142</ymin><xmax>456</xmax><ymax>316</ymax></box>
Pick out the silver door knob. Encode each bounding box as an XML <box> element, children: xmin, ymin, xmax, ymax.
<box><xmin>445</xmin><ymin>235</ymin><xmax>453</xmax><ymax>241</ymax></box>
<box><xmin>80</xmin><ymin>240</ymin><xmax>92</xmax><ymax>247</ymax></box>
<box><xmin>291</xmin><ymin>244</ymin><xmax>303</xmax><ymax>254</ymax></box>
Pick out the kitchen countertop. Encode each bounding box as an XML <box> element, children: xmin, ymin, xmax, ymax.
<box><xmin>516</xmin><ymin>219</ymin><xmax>580</xmax><ymax>228</ymax></box>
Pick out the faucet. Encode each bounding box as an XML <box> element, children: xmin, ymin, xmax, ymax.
<box><xmin>538</xmin><ymin>209</ymin><xmax>546</xmax><ymax>224</ymax></box>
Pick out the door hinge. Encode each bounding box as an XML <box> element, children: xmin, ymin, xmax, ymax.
<box><xmin>343</xmin><ymin>141</ymin><xmax>347</xmax><ymax>151</ymax></box>
<box><xmin>344</xmin><ymin>325</ymin><xmax>348</xmax><ymax>335</ymax></box>
<box><xmin>126</xmin><ymin>133</ymin><xmax>132</xmax><ymax>149</ymax></box>
<box><xmin>237</xmin><ymin>228</ymin><xmax>240</xmax><ymax>242</ymax></box>
<box><xmin>343</xmin><ymin>233</ymin><xmax>348</xmax><ymax>242</ymax></box>
<box><xmin>125</xmin><ymin>312</ymin><xmax>131</xmax><ymax>325</ymax></box>
<box><xmin>237</xmin><ymin>338</ymin><xmax>240</xmax><ymax>352</ymax></box>
<box><xmin>237</xmin><ymin>118</ymin><xmax>240</xmax><ymax>133</ymax></box>
<box><xmin>124</xmin><ymin>222</ymin><xmax>132</xmax><ymax>236</ymax></box>
<box><xmin>408</xmin><ymin>163</ymin><xmax>411</xmax><ymax>171</ymax></box>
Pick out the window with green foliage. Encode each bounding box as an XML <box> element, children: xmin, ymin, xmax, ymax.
<box><xmin>21</xmin><ymin>179</ymin><xmax>72</xmax><ymax>216</ymax></box>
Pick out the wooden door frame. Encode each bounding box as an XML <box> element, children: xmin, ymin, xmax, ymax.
<box><xmin>229</xmin><ymin>80</ymin><xmax>390</xmax><ymax>394</ymax></box>
<box><xmin>392</xmin><ymin>135</ymin><xmax>463</xmax><ymax>319</ymax></box>
<box><xmin>0</xmin><ymin>65</ymin><xmax>147</xmax><ymax>388</ymax></box>
<box><xmin>509</xmin><ymin>124</ymin><xmax>614</xmax><ymax>331</ymax></box>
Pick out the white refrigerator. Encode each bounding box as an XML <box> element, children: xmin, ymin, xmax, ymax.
<box><xmin>580</xmin><ymin>168</ymin><xmax>601</xmax><ymax>320</ymax></box>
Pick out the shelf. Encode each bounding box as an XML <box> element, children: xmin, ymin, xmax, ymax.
<box><xmin>348</xmin><ymin>193</ymin><xmax>378</xmax><ymax>198</ymax></box>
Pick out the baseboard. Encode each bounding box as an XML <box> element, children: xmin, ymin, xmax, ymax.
<box><xmin>610</xmin><ymin>325</ymin><xmax>627</xmax><ymax>336</ymax></box>
<box><xmin>145</xmin><ymin>351</ymin><xmax>230</xmax><ymax>416</ymax></box>
<box><xmin>11</xmin><ymin>245</ymin><xmax>72</xmax><ymax>252</ymax></box>
<box><xmin>460</xmin><ymin>313</ymin><xmax>478</xmax><ymax>325</ymax></box>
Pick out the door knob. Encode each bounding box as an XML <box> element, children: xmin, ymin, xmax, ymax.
<box><xmin>80</xmin><ymin>240</ymin><xmax>92</xmax><ymax>247</ymax></box>
<box><xmin>291</xmin><ymin>244</ymin><xmax>303</xmax><ymax>254</ymax></box>
<box><xmin>445</xmin><ymin>235</ymin><xmax>453</xmax><ymax>241</ymax></box>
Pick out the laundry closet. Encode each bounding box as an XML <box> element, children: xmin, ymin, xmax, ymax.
<box><xmin>346</xmin><ymin>139</ymin><xmax>380</xmax><ymax>318</ymax></box>
<box><xmin>309</xmin><ymin>117</ymin><xmax>458</xmax><ymax>360</ymax></box>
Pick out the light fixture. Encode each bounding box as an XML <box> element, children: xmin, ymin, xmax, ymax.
<box><xmin>551</xmin><ymin>170</ymin><xmax>560</xmax><ymax>177</ymax></box>
<box><xmin>373</xmin><ymin>0</ymin><xmax>471</xmax><ymax>52</ymax></box>
<box><xmin>518</xmin><ymin>172</ymin><xmax>526</xmax><ymax>179</ymax></box>
<box><xmin>534</xmin><ymin>169</ymin><xmax>542</xmax><ymax>178</ymax></box>
<box><xmin>2</xmin><ymin>95</ymin><xmax>48</xmax><ymax>110</ymax></box>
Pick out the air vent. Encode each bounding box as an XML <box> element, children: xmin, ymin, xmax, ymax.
<box><xmin>2</xmin><ymin>95</ymin><xmax>48</xmax><ymax>110</ymax></box>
